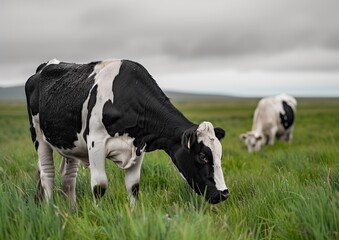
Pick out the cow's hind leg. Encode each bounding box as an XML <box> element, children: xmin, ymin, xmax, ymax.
<box><xmin>125</xmin><ymin>152</ymin><xmax>145</xmax><ymax>210</ymax></box>
<box><xmin>36</xmin><ymin>140</ymin><xmax>55</xmax><ymax>203</ymax></box>
<box><xmin>31</xmin><ymin>120</ymin><xmax>55</xmax><ymax>203</ymax></box>
<box><xmin>60</xmin><ymin>157</ymin><xmax>79</xmax><ymax>207</ymax></box>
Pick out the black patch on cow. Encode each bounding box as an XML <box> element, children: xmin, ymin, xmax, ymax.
<box><xmin>131</xmin><ymin>183</ymin><xmax>139</xmax><ymax>198</ymax></box>
<box><xmin>102</xmin><ymin>60</ymin><xmax>194</xmax><ymax>152</ymax></box>
<box><xmin>83</xmin><ymin>84</ymin><xmax>98</xmax><ymax>143</ymax></box>
<box><xmin>25</xmin><ymin>75</ymin><xmax>39</xmax><ymax>146</ymax></box>
<box><xmin>195</xmin><ymin>142</ymin><xmax>214</xmax><ymax>166</ymax></box>
<box><xmin>30</xmin><ymin>125</ymin><xmax>37</xmax><ymax>143</ymax></box>
<box><xmin>102</xmin><ymin>99</ymin><xmax>125</xmax><ymax>135</ymax></box>
<box><xmin>34</xmin><ymin>141</ymin><xmax>39</xmax><ymax>151</ymax></box>
<box><xmin>33</xmin><ymin>61</ymin><xmax>98</xmax><ymax>149</ymax></box>
<box><xmin>92</xmin><ymin>141</ymin><xmax>95</xmax><ymax>148</ymax></box>
<box><xmin>25</xmin><ymin>81</ymin><xmax>39</xmax><ymax>116</ymax></box>
<box><xmin>279</xmin><ymin>101</ymin><xmax>294</xmax><ymax>130</ymax></box>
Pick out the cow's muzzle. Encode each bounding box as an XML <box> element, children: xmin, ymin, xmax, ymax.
<box><xmin>208</xmin><ymin>189</ymin><xmax>229</xmax><ymax>204</ymax></box>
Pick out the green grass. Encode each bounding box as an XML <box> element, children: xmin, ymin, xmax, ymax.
<box><xmin>0</xmin><ymin>99</ymin><xmax>338</xmax><ymax>239</ymax></box>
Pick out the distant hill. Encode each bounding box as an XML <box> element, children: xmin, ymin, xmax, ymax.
<box><xmin>0</xmin><ymin>85</ymin><xmax>235</xmax><ymax>101</ymax></box>
<box><xmin>165</xmin><ymin>91</ymin><xmax>235</xmax><ymax>100</ymax></box>
<box><xmin>0</xmin><ymin>86</ymin><xmax>25</xmax><ymax>101</ymax></box>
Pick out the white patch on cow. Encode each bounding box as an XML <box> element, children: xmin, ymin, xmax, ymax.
<box><xmin>196</xmin><ymin>122</ymin><xmax>227</xmax><ymax>191</ymax></box>
<box><xmin>47</xmin><ymin>58</ymin><xmax>60</xmax><ymax>66</ymax></box>
<box><xmin>106</xmin><ymin>134</ymin><xmax>138</xmax><ymax>169</ymax></box>
<box><xmin>93</xmin><ymin>59</ymin><xmax>120</xmax><ymax>82</ymax></box>
<box><xmin>91</xmin><ymin>60</ymin><xmax>122</xmax><ymax>115</ymax></box>
<box><xmin>86</xmin><ymin>60</ymin><xmax>120</xmax><ymax>190</ymax></box>
<box><xmin>32</xmin><ymin>113</ymin><xmax>39</xmax><ymax>126</ymax></box>
<box><xmin>88</xmin><ymin>138</ymin><xmax>108</xmax><ymax>190</ymax></box>
<box><xmin>84</xmin><ymin>60</ymin><xmax>142</xmax><ymax>192</ymax></box>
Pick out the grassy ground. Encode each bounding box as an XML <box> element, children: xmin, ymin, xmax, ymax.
<box><xmin>0</xmin><ymin>99</ymin><xmax>338</xmax><ymax>239</ymax></box>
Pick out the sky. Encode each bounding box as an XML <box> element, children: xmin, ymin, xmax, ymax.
<box><xmin>1</xmin><ymin>0</ymin><xmax>339</xmax><ymax>97</ymax></box>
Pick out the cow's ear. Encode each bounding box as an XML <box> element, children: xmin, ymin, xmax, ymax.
<box><xmin>240</xmin><ymin>133</ymin><xmax>247</xmax><ymax>140</ymax></box>
<box><xmin>182</xmin><ymin>129</ymin><xmax>197</xmax><ymax>150</ymax></box>
<box><xmin>214</xmin><ymin>127</ymin><xmax>226</xmax><ymax>140</ymax></box>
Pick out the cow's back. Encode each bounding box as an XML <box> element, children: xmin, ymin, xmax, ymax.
<box><xmin>252</xmin><ymin>97</ymin><xmax>278</xmax><ymax>131</ymax></box>
<box><xmin>253</xmin><ymin>94</ymin><xmax>296</xmax><ymax>133</ymax></box>
<box><xmin>275</xmin><ymin>93</ymin><xmax>297</xmax><ymax>110</ymax></box>
<box><xmin>26</xmin><ymin>61</ymin><xmax>98</xmax><ymax>149</ymax></box>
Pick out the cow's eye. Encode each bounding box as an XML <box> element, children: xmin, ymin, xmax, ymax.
<box><xmin>199</xmin><ymin>152</ymin><xmax>208</xmax><ymax>164</ymax></box>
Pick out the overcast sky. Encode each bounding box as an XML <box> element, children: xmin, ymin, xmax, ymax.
<box><xmin>1</xmin><ymin>0</ymin><xmax>339</xmax><ymax>96</ymax></box>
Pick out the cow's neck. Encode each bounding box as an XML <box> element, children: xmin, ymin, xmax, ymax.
<box><xmin>134</xmin><ymin>98</ymin><xmax>195</xmax><ymax>152</ymax></box>
<box><xmin>109</xmin><ymin>60</ymin><xmax>195</xmax><ymax>152</ymax></box>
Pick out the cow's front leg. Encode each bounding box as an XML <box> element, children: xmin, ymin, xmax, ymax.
<box><xmin>125</xmin><ymin>152</ymin><xmax>145</xmax><ymax>209</ymax></box>
<box><xmin>268</xmin><ymin>127</ymin><xmax>277</xmax><ymax>145</ymax></box>
<box><xmin>88</xmin><ymin>140</ymin><xmax>108</xmax><ymax>200</ymax></box>
<box><xmin>60</xmin><ymin>157</ymin><xmax>79</xmax><ymax>207</ymax></box>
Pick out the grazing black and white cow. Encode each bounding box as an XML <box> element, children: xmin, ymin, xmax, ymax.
<box><xmin>240</xmin><ymin>93</ymin><xmax>297</xmax><ymax>152</ymax></box>
<box><xmin>25</xmin><ymin>59</ymin><xmax>229</xmax><ymax>206</ymax></box>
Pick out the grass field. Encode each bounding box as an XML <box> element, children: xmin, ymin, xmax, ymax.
<box><xmin>0</xmin><ymin>99</ymin><xmax>338</xmax><ymax>239</ymax></box>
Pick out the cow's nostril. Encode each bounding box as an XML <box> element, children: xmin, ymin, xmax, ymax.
<box><xmin>221</xmin><ymin>189</ymin><xmax>229</xmax><ymax>199</ymax></box>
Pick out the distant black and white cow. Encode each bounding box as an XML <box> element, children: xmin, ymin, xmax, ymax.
<box><xmin>25</xmin><ymin>59</ymin><xmax>229</xmax><ymax>206</ymax></box>
<box><xmin>240</xmin><ymin>94</ymin><xmax>297</xmax><ymax>152</ymax></box>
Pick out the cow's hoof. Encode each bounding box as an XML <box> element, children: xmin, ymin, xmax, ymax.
<box><xmin>93</xmin><ymin>185</ymin><xmax>106</xmax><ymax>199</ymax></box>
<box><xmin>132</xmin><ymin>183</ymin><xmax>139</xmax><ymax>198</ymax></box>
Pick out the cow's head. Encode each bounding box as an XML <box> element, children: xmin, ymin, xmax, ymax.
<box><xmin>240</xmin><ymin>132</ymin><xmax>264</xmax><ymax>152</ymax></box>
<box><xmin>173</xmin><ymin>122</ymin><xmax>228</xmax><ymax>204</ymax></box>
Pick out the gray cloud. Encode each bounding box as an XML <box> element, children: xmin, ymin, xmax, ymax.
<box><xmin>1</xmin><ymin>0</ymin><xmax>339</xmax><ymax>88</ymax></box>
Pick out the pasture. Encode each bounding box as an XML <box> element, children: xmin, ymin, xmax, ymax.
<box><xmin>0</xmin><ymin>98</ymin><xmax>338</xmax><ymax>239</ymax></box>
